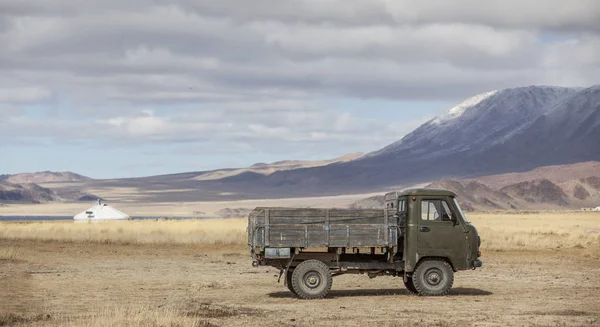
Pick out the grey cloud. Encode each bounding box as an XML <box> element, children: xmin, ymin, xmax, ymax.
<box><xmin>0</xmin><ymin>0</ymin><xmax>598</xmax><ymax>158</ymax></box>
<box><xmin>4</xmin><ymin>0</ymin><xmax>598</xmax><ymax>33</ymax></box>
<box><xmin>0</xmin><ymin>105</ymin><xmax>414</xmax><ymax>161</ymax></box>
<box><xmin>2</xmin><ymin>2</ymin><xmax>597</xmax><ymax>101</ymax></box>
<box><xmin>174</xmin><ymin>0</ymin><xmax>600</xmax><ymax>32</ymax></box>
<box><xmin>0</xmin><ymin>86</ymin><xmax>53</xmax><ymax>103</ymax></box>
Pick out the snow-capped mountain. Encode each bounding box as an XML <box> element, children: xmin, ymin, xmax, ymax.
<box><xmin>255</xmin><ymin>85</ymin><xmax>600</xmax><ymax>194</ymax></box>
<box><xmin>371</xmin><ymin>86</ymin><xmax>580</xmax><ymax>158</ymax></box>
<box><xmin>474</xmin><ymin>85</ymin><xmax>600</xmax><ymax>174</ymax></box>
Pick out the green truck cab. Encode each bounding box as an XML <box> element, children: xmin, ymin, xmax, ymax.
<box><xmin>248</xmin><ymin>188</ymin><xmax>482</xmax><ymax>299</ymax></box>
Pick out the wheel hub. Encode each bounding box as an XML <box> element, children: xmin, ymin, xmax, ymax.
<box><xmin>304</xmin><ymin>272</ymin><xmax>321</xmax><ymax>288</ymax></box>
<box><xmin>426</xmin><ymin>269</ymin><xmax>443</xmax><ymax>286</ymax></box>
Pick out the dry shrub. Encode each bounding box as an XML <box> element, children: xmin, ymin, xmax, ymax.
<box><xmin>192</xmin><ymin>281</ymin><xmax>230</xmax><ymax>290</ymax></box>
<box><xmin>0</xmin><ymin>313</ymin><xmax>51</xmax><ymax>326</ymax></box>
<box><xmin>179</xmin><ymin>300</ymin><xmax>261</xmax><ymax>319</ymax></box>
<box><xmin>0</xmin><ymin>246</ymin><xmax>23</xmax><ymax>261</ymax></box>
<box><xmin>59</xmin><ymin>305</ymin><xmax>213</xmax><ymax>327</ymax></box>
<box><xmin>525</xmin><ymin>309</ymin><xmax>591</xmax><ymax>316</ymax></box>
<box><xmin>0</xmin><ymin>219</ymin><xmax>246</xmax><ymax>246</ymax></box>
<box><xmin>468</xmin><ymin>212</ymin><xmax>600</xmax><ymax>250</ymax></box>
<box><xmin>387</xmin><ymin>319</ymin><xmax>464</xmax><ymax>327</ymax></box>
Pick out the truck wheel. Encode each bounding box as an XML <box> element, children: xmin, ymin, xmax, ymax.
<box><xmin>412</xmin><ymin>259</ymin><xmax>454</xmax><ymax>296</ymax></box>
<box><xmin>286</xmin><ymin>270</ymin><xmax>297</xmax><ymax>296</ymax></box>
<box><xmin>291</xmin><ymin>260</ymin><xmax>332</xmax><ymax>299</ymax></box>
<box><xmin>403</xmin><ymin>278</ymin><xmax>418</xmax><ymax>294</ymax></box>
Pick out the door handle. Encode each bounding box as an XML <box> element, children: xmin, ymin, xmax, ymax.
<box><xmin>419</xmin><ymin>226</ymin><xmax>430</xmax><ymax>232</ymax></box>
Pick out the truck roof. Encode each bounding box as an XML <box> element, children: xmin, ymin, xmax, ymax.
<box><xmin>385</xmin><ymin>188</ymin><xmax>457</xmax><ymax>200</ymax></box>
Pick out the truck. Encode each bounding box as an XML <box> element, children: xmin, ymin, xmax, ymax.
<box><xmin>247</xmin><ymin>188</ymin><xmax>482</xmax><ymax>299</ymax></box>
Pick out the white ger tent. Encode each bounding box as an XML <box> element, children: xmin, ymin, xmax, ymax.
<box><xmin>74</xmin><ymin>200</ymin><xmax>131</xmax><ymax>221</ymax></box>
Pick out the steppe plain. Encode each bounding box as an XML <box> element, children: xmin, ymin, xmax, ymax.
<box><xmin>1</xmin><ymin>212</ymin><xmax>599</xmax><ymax>327</ymax></box>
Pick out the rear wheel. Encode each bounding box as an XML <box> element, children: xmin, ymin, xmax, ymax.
<box><xmin>291</xmin><ymin>260</ymin><xmax>332</xmax><ymax>299</ymax></box>
<box><xmin>412</xmin><ymin>259</ymin><xmax>454</xmax><ymax>296</ymax></box>
<box><xmin>286</xmin><ymin>270</ymin><xmax>297</xmax><ymax>295</ymax></box>
<box><xmin>403</xmin><ymin>277</ymin><xmax>418</xmax><ymax>294</ymax></box>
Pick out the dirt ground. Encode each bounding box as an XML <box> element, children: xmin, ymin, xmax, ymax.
<box><xmin>1</xmin><ymin>239</ymin><xmax>599</xmax><ymax>327</ymax></box>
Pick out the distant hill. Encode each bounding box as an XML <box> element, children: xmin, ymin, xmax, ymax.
<box><xmin>192</xmin><ymin>152</ymin><xmax>364</xmax><ymax>181</ymax></box>
<box><xmin>0</xmin><ymin>171</ymin><xmax>91</xmax><ymax>184</ymax></box>
<box><xmin>465</xmin><ymin>161</ymin><xmax>600</xmax><ymax>188</ymax></box>
<box><xmin>0</xmin><ymin>170</ymin><xmax>102</xmax><ymax>204</ymax></box>
<box><xmin>427</xmin><ymin>180</ymin><xmax>516</xmax><ymax>211</ymax></box>
<box><xmin>0</xmin><ymin>182</ymin><xmax>58</xmax><ymax>204</ymax></box>
<box><xmin>349</xmin><ymin>195</ymin><xmax>387</xmax><ymax>210</ymax></box>
<box><xmin>351</xmin><ymin>161</ymin><xmax>600</xmax><ymax>211</ymax></box>
<box><xmin>0</xmin><ymin>180</ymin><xmax>103</xmax><ymax>204</ymax></box>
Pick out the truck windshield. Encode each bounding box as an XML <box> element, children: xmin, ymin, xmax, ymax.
<box><xmin>453</xmin><ymin>198</ymin><xmax>469</xmax><ymax>223</ymax></box>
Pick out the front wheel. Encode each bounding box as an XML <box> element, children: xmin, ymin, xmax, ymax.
<box><xmin>412</xmin><ymin>259</ymin><xmax>454</xmax><ymax>296</ymax></box>
<box><xmin>291</xmin><ymin>260</ymin><xmax>332</xmax><ymax>299</ymax></box>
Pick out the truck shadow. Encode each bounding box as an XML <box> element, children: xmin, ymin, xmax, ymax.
<box><xmin>268</xmin><ymin>287</ymin><xmax>492</xmax><ymax>299</ymax></box>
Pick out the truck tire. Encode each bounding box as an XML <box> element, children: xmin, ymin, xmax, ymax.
<box><xmin>286</xmin><ymin>270</ymin><xmax>297</xmax><ymax>295</ymax></box>
<box><xmin>291</xmin><ymin>260</ymin><xmax>332</xmax><ymax>299</ymax></box>
<box><xmin>412</xmin><ymin>259</ymin><xmax>454</xmax><ymax>296</ymax></box>
<box><xmin>403</xmin><ymin>278</ymin><xmax>418</xmax><ymax>294</ymax></box>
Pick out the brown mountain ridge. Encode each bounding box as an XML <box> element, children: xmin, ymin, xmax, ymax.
<box><xmin>352</xmin><ymin>161</ymin><xmax>600</xmax><ymax>211</ymax></box>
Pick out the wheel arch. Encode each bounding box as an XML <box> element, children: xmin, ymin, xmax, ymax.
<box><xmin>416</xmin><ymin>256</ymin><xmax>457</xmax><ymax>272</ymax></box>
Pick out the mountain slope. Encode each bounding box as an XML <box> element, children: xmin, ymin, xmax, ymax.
<box><xmin>192</xmin><ymin>152</ymin><xmax>364</xmax><ymax>181</ymax></box>
<box><xmin>467</xmin><ymin>161</ymin><xmax>600</xmax><ymax>189</ymax></box>
<box><xmin>371</xmin><ymin>86</ymin><xmax>578</xmax><ymax>157</ymax></box>
<box><xmin>500</xmin><ymin>179</ymin><xmax>569</xmax><ymax>206</ymax></box>
<box><xmin>0</xmin><ymin>180</ymin><xmax>103</xmax><ymax>204</ymax></box>
<box><xmin>473</xmin><ymin>85</ymin><xmax>600</xmax><ymax>174</ymax></box>
<box><xmin>0</xmin><ymin>182</ymin><xmax>57</xmax><ymax>203</ymax></box>
<box><xmin>249</xmin><ymin>85</ymin><xmax>600</xmax><ymax>195</ymax></box>
<box><xmin>427</xmin><ymin>180</ymin><xmax>516</xmax><ymax>211</ymax></box>
<box><xmin>0</xmin><ymin>171</ymin><xmax>91</xmax><ymax>184</ymax></box>
<box><xmin>351</xmin><ymin>161</ymin><xmax>600</xmax><ymax>211</ymax></box>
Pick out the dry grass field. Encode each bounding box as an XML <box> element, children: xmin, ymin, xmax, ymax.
<box><xmin>0</xmin><ymin>219</ymin><xmax>247</xmax><ymax>245</ymax></box>
<box><xmin>1</xmin><ymin>212</ymin><xmax>599</xmax><ymax>327</ymax></box>
<box><xmin>0</xmin><ymin>192</ymin><xmax>382</xmax><ymax>216</ymax></box>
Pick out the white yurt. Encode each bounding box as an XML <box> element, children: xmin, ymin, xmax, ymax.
<box><xmin>74</xmin><ymin>200</ymin><xmax>131</xmax><ymax>221</ymax></box>
<box><xmin>594</xmin><ymin>206</ymin><xmax>600</xmax><ymax>212</ymax></box>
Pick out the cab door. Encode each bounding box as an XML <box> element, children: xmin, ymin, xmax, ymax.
<box><xmin>416</xmin><ymin>197</ymin><xmax>469</xmax><ymax>270</ymax></box>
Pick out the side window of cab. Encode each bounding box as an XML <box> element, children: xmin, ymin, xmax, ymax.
<box><xmin>420</xmin><ymin>199</ymin><xmax>455</xmax><ymax>222</ymax></box>
<box><xmin>398</xmin><ymin>199</ymin><xmax>406</xmax><ymax>213</ymax></box>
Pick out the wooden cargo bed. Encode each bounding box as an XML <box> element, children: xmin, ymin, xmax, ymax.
<box><xmin>248</xmin><ymin>208</ymin><xmax>399</xmax><ymax>249</ymax></box>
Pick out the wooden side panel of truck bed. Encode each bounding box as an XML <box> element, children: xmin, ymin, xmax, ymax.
<box><xmin>248</xmin><ymin>208</ymin><xmax>398</xmax><ymax>248</ymax></box>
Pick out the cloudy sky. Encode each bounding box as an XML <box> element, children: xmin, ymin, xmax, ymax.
<box><xmin>1</xmin><ymin>0</ymin><xmax>599</xmax><ymax>178</ymax></box>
